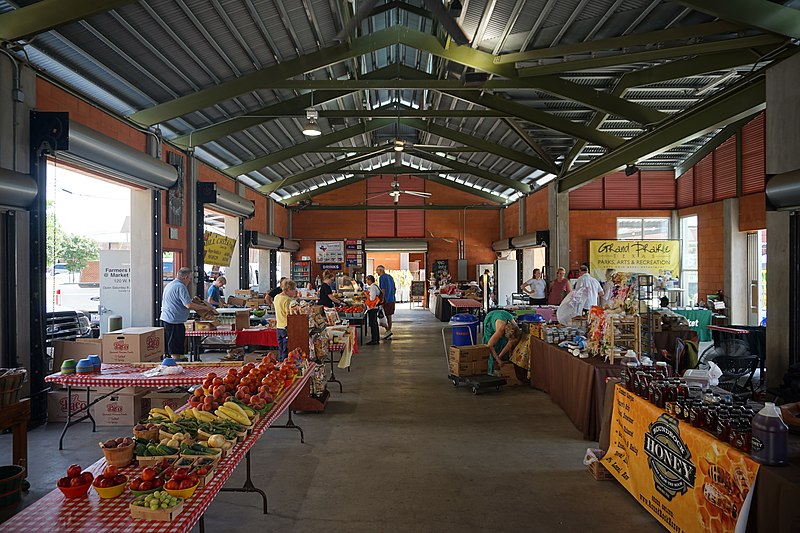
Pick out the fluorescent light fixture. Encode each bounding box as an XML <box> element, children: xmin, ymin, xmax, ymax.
<box><xmin>535</xmin><ymin>174</ymin><xmax>555</xmax><ymax>186</ymax></box>
<box><xmin>394</xmin><ymin>139</ymin><xmax>405</xmax><ymax>152</ymax></box>
<box><xmin>435</xmin><ymin>151</ymin><xmax>446</xmax><ymax>157</ymax></box>
<box><xmin>695</xmin><ymin>70</ymin><xmax>738</xmax><ymax>96</ymax></box>
<box><xmin>302</xmin><ymin>108</ymin><xmax>321</xmax><ymax>137</ymax></box>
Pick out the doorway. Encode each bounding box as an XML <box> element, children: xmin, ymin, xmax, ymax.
<box><xmin>747</xmin><ymin>230</ymin><xmax>767</xmax><ymax>326</ymax></box>
<box><xmin>522</xmin><ymin>246</ymin><xmax>547</xmax><ymax>283</ymax></box>
<box><xmin>365</xmin><ymin>251</ymin><xmax>427</xmax><ymax>306</ymax></box>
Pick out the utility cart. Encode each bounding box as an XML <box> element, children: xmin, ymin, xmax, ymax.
<box><xmin>442</xmin><ymin>322</ymin><xmax>506</xmax><ymax>395</ymax></box>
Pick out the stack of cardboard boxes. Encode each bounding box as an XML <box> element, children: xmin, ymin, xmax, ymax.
<box><xmin>48</xmin><ymin>327</ymin><xmax>168</xmax><ymax>427</ymax></box>
<box><xmin>448</xmin><ymin>344</ymin><xmax>490</xmax><ymax>377</ymax></box>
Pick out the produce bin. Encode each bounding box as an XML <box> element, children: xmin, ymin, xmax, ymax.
<box><xmin>450</xmin><ymin>314</ymin><xmax>478</xmax><ymax>347</ymax></box>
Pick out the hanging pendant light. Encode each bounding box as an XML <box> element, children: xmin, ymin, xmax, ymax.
<box><xmin>302</xmin><ymin>108</ymin><xmax>321</xmax><ymax>137</ymax></box>
<box><xmin>393</xmin><ymin>139</ymin><xmax>405</xmax><ymax>152</ymax></box>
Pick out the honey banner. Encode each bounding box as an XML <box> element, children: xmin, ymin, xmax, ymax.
<box><xmin>589</xmin><ymin>240</ymin><xmax>680</xmax><ymax>277</ymax></box>
<box><xmin>203</xmin><ymin>231</ymin><xmax>237</xmax><ymax>267</ymax></box>
<box><xmin>603</xmin><ymin>385</ymin><xmax>759</xmax><ymax>533</ymax></box>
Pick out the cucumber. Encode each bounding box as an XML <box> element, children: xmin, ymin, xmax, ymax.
<box><xmin>135</xmin><ymin>444</ymin><xmax>146</xmax><ymax>456</ymax></box>
<box><xmin>157</xmin><ymin>444</ymin><xmax>177</xmax><ymax>455</ymax></box>
<box><xmin>146</xmin><ymin>444</ymin><xmax>159</xmax><ymax>455</ymax></box>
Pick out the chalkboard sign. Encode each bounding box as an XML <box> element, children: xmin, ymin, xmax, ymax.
<box><xmin>432</xmin><ymin>259</ymin><xmax>449</xmax><ymax>281</ymax></box>
<box><xmin>411</xmin><ymin>281</ymin><xmax>425</xmax><ymax>297</ymax></box>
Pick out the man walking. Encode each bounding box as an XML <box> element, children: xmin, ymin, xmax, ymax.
<box><xmin>160</xmin><ymin>267</ymin><xmax>210</xmax><ymax>359</ymax></box>
<box><xmin>574</xmin><ymin>264</ymin><xmax>604</xmax><ymax>312</ymax></box>
<box><xmin>376</xmin><ymin>265</ymin><xmax>396</xmax><ymax>339</ymax></box>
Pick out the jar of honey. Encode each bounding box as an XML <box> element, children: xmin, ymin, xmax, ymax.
<box><xmin>690</xmin><ymin>401</ymin><xmax>705</xmax><ymax>428</ymax></box>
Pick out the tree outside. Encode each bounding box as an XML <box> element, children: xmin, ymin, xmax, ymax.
<box><xmin>60</xmin><ymin>234</ymin><xmax>100</xmax><ymax>282</ymax></box>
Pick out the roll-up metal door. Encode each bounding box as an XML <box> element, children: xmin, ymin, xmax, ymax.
<box><xmin>364</xmin><ymin>240</ymin><xmax>428</xmax><ymax>252</ymax></box>
<box><xmin>58</xmin><ymin>123</ymin><xmax>177</xmax><ymax>190</ymax></box>
<box><xmin>197</xmin><ymin>182</ymin><xmax>255</xmax><ymax>218</ymax></box>
<box><xmin>766</xmin><ymin>169</ymin><xmax>800</xmax><ymax>210</ymax></box>
<box><xmin>0</xmin><ymin>168</ymin><xmax>37</xmax><ymax>209</ymax></box>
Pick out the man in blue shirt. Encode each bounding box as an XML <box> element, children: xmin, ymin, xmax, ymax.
<box><xmin>206</xmin><ymin>275</ymin><xmax>226</xmax><ymax>308</ymax></box>
<box><xmin>160</xmin><ymin>267</ymin><xmax>209</xmax><ymax>358</ymax></box>
<box><xmin>376</xmin><ymin>265</ymin><xmax>396</xmax><ymax>339</ymax></box>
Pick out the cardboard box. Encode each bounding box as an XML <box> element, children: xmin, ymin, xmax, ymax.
<box><xmin>51</xmin><ymin>338</ymin><xmax>103</xmax><ymax>374</ymax></box>
<box><xmin>498</xmin><ymin>363</ymin><xmax>521</xmax><ymax>386</ymax></box>
<box><xmin>448</xmin><ymin>344</ymin><xmax>490</xmax><ymax>363</ymax></box>
<box><xmin>233</xmin><ymin>310</ymin><xmax>250</xmax><ymax>330</ymax></box>
<box><xmin>48</xmin><ymin>390</ymin><xmax>91</xmax><ymax>423</ymax></box>
<box><xmin>101</xmin><ymin>327</ymin><xmax>164</xmax><ymax>363</ymax></box>
<box><xmin>235</xmin><ymin>290</ymin><xmax>255</xmax><ymax>297</ymax></box>
<box><xmin>245</xmin><ymin>298</ymin><xmax>265</xmax><ymax>309</ymax></box>
<box><xmin>91</xmin><ymin>391</ymin><xmax>147</xmax><ymax>427</ymax></box>
<box><xmin>144</xmin><ymin>389</ymin><xmax>191</xmax><ymax>412</ymax></box>
<box><xmin>473</xmin><ymin>358</ymin><xmax>489</xmax><ymax>375</ymax></box>
<box><xmin>448</xmin><ymin>360</ymin><xmax>474</xmax><ymax>377</ymax></box>
<box><xmin>227</xmin><ymin>296</ymin><xmax>247</xmax><ymax>307</ymax></box>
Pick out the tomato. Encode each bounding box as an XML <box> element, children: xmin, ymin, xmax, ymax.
<box><xmin>165</xmin><ymin>480</ymin><xmax>180</xmax><ymax>490</ymax></box>
<box><xmin>103</xmin><ymin>465</ymin><xmax>119</xmax><ymax>479</ymax></box>
<box><xmin>129</xmin><ymin>479</ymin><xmax>141</xmax><ymax>491</ymax></box>
<box><xmin>179</xmin><ymin>479</ymin><xmax>194</xmax><ymax>490</ymax></box>
<box><xmin>57</xmin><ymin>477</ymin><xmax>71</xmax><ymax>488</ymax></box>
<box><xmin>152</xmin><ymin>477</ymin><xmax>164</xmax><ymax>488</ymax></box>
<box><xmin>81</xmin><ymin>472</ymin><xmax>94</xmax><ymax>485</ymax></box>
<box><xmin>67</xmin><ymin>464</ymin><xmax>82</xmax><ymax>478</ymax></box>
<box><xmin>139</xmin><ymin>480</ymin><xmax>153</xmax><ymax>491</ymax></box>
<box><xmin>113</xmin><ymin>474</ymin><xmax>127</xmax><ymax>486</ymax></box>
<box><xmin>70</xmin><ymin>476</ymin><xmax>85</xmax><ymax>487</ymax></box>
<box><xmin>141</xmin><ymin>467</ymin><xmax>157</xmax><ymax>482</ymax></box>
<box><xmin>173</xmin><ymin>467</ymin><xmax>189</xmax><ymax>481</ymax></box>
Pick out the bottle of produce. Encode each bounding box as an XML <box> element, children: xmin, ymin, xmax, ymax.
<box><xmin>750</xmin><ymin>402</ymin><xmax>788</xmax><ymax>465</ymax></box>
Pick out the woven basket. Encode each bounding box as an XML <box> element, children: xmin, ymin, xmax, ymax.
<box><xmin>100</xmin><ymin>442</ymin><xmax>135</xmax><ymax>468</ymax></box>
<box><xmin>0</xmin><ymin>465</ymin><xmax>25</xmax><ymax>508</ymax></box>
<box><xmin>0</xmin><ymin>368</ymin><xmax>26</xmax><ymax>408</ymax></box>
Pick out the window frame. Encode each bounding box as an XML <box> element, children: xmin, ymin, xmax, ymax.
<box><xmin>616</xmin><ymin>217</ymin><xmax>671</xmax><ymax>240</ymax></box>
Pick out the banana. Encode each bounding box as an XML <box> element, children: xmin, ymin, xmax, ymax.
<box><xmin>218</xmin><ymin>405</ymin><xmax>251</xmax><ymax>426</ymax></box>
<box><xmin>223</xmin><ymin>402</ymin><xmax>249</xmax><ymax>421</ymax></box>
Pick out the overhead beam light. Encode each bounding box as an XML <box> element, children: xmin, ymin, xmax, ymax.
<box><xmin>302</xmin><ymin>108</ymin><xmax>321</xmax><ymax>137</ymax></box>
<box><xmin>695</xmin><ymin>70</ymin><xmax>738</xmax><ymax>96</ymax></box>
<box><xmin>624</xmin><ymin>163</ymin><xmax>639</xmax><ymax>176</ymax></box>
<box><xmin>394</xmin><ymin>139</ymin><xmax>405</xmax><ymax>152</ymax></box>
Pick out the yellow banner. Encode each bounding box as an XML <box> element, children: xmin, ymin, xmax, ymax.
<box><xmin>603</xmin><ymin>385</ymin><xmax>759</xmax><ymax>533</ymax></box>
<box><xmin>203</xmin><ymin>231</ymin><xmax>237</xmax><ymax>267</ymax></box>
<box><xmin>589</xmin><ymin>240</ymin><xmax>680</xmax><ymax>277</ymax></box>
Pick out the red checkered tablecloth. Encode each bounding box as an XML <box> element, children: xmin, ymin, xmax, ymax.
<box><xmin>234</xmin><ymin>328</ymin><xmax>278</xmax><ymax>347</ymax></box>
<box><xmin>44</xmin><ymin>364</ymin><xmax>240</xmax><ymax>388</ymax></box>
<box><xmin>1</xmin><ymin>365</ymin><xmax>315</xmax><ymax>533</ymax></box>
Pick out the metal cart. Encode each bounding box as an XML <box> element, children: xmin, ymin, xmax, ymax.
<box><xmin>441</xmin><ymin>324</ymin><xmax>506</xmax><ymax>394</ymax></box>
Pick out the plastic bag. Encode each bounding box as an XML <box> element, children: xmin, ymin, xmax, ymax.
<box><xmin>583</xmin><ymin>448</ymin><xmax>605</xmax><ymax>466</ymax></box>
<box><xmin>378</xmin><ymin>314</ymin><xmax>389</xmax><ymax>330</ymax></box>
<box><xmin>557</xmin><ymin>286</ymin><xmax>589</xmax><ymax>326</ymax></box>
<box><xmin>707</xmin><ymin>361</ymin><xmax>723</xmax><ymax>386</ymax></box>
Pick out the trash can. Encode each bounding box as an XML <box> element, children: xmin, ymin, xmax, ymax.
<box><xmin>450</xmin><ymin>313</ymin><xmax>478</xmax><ymax>346</ymax></box>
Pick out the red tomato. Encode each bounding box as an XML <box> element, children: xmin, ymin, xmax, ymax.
<box><xmin>69</xmin><ymin>476</ymin><xmax>85</xmax><ymax>487</ymax></box>
<box><xmin>67</xmin><ymin>464</ymin><xmax>82</xmax><ymax>478</ymax></box>
<box><xmin>165</xmin><ymin>480</ymin><xmax>180</xmax><ymax>490</ymax></box>
<box><xmin>103</xmin><ymin>465</ymin><xmax>119</xmax><ymax>479</ymax></box>
<box><xmin>178</xmin><ymin>479</ymin><xmax>194</xmax><ymax>490</ymax></box>
<box><xmin>57</xmin><ymin>477</ymin><xmax>71</xmax><ymax>488</ymax></box>
<box><xmin>141</xmin><ymin>467</ymin><xmax>157</xmax><ymax>482</ymax></box>
<box><xmin>81</xmin><ymin>472</ymin><xmax>94</xmax><ymax>485</ymax></box>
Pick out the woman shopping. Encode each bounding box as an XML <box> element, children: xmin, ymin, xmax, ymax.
<box><xmin>521</xmin><ymin>269</ymin><xmax>547</xmax><ymax>305</ymax></box>
<box><xmin>364</xmin><ymin>275</ymin><xmax>382</xmax><ymax>345</ymax></box>
<box><xmin>546</xmin><ymin>267</ymin><xmax>572</xmax><ymax>306</ymax></box>
<box><xmin>482</xmin><ymin>309</ymin><xmax>523</xmax><ymax>375</ymax></box>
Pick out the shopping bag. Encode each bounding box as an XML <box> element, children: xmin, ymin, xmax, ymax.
<box><xmin>378</xmin><ymin>313</ymin><xmax>389</xmax><ymax>330</ymax></box>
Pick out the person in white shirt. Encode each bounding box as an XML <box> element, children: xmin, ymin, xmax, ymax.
<box><xmin>521</xmin><ymin>268</ymin><xmax>547</xmax><ymax>305</ymax></box>
<box><xmin>574</xmin><ymin>264</ymin><xmax>604</xmax><ymax>311</ymax></box>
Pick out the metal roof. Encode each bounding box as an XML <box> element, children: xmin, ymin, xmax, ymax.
<box><xmin>2</xmin><ymin>0</ymin><xmax>796</xmax><ymax>202</ymax></box>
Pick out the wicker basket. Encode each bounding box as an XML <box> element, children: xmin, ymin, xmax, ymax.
<box><xmin>133</xmin><ymin>428</ymin><xmax>160</xmax><ymax>442</ymax></box>
<box><xmin>0</xmin><ymin>368</ymin><xmax>26</xmax><ymax>408</ymax></box>
<box><xmin>100</xmin><ymin>442</ymin><xmax>135</xmax><ymax>468</ymax></box>
<box><xmin>0</xmin><ymin>465</ymin><xmax>25</xmax><ymax>508</ymax></box>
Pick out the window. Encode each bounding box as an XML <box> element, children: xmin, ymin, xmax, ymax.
<box><xmin>616</xmin><ymin>218</ymin><xmax>670</xmax><ymax>240</ymax></box>
<box><xmin>681</xmin><ymin>216</ymin><xmax>698</xmax><ymax>306</ymax></box>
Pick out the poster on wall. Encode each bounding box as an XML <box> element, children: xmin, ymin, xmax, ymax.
<box><xmin>603</xmin><ymin>385</ymin><xmax>759</xmax><ymax>533</ymax></box>
<box><xmin>204</xmin><ymin>231</ymin><xmax>237</xmax><ymax>267</ymax></box>
<box><xmin>589</xmin><ymin>240</ymin><xmax>680</xmax><ymax>277</ymax></box>
<box><xmin>344</xmin><ymin>239</ymin><xmax>363</xmax><ymax>268</ymax></box>
<box><xmin>316</xmin><ymin>240</ymin><xmax>345</xmax><ymax>263</ymax></box>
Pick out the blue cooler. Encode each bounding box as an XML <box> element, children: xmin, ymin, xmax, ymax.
<box><xmin>450</xmin><ymin>313</ymin><xmax>479</xmax><ymax>346</ymax></box>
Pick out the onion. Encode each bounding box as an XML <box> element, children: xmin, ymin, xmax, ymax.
<box><xmin>208</xmin><ymin>434</ymin><xmax>227</xmax><ymax>449</ymax></box>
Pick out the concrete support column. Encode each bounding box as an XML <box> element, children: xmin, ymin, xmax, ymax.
<box><xmin>257</xmin><ymin>250</ymin><xmax>270</xmax><ymax>293</ymax></box>
<box><xmin>224</xmin><ymin>216</ymin><xmax>241</xmax><ymax>294</ymax></box>
<box><xmin>723</xmin><ymin>198</ymin><xmax>747</xmax><ymax>325</ymax></box>
<box><xmin>130</xmin><ymin>189</ymin><xmax>154</xmax><ymax>326</ymax></box>
<box><xmin>547</xmin><ymin>182</ymin><xmax>569</xmax><ymax>280</ymax></box>
<box><xmin>186</xmin><ymin>155</ymin><xmax>198</xmax><ymax>297</ymax></box>
<box><xmin>765</xmin><ymin>51</ymin><xmax>800</xmax><ymax>387</ymax></box>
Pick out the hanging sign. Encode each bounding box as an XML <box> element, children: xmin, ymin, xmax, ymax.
<box><xmin>603</xmin><ymin>385</ymin><xmax>759</xmax><ymax>533</ymax></box>
<box><xmin>320</xmin><ymin>263</ymin><xmax>342</xmax><ymax>271</ymax></box>
<box><xmin>204</xmin><ymin>231</ymin><xmax>237</xmax><ymax>267</ymax></box>
<box><xmin>316</xmin><ymin>240</ymin><xmax>344</xmax><ymax>263</ymax></box>
<box><xmin>589</xmin><ymin>240</ymin><xmax>680</xmax><ymax>277</ymax></box>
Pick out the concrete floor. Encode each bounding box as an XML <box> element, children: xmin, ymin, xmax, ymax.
<box><xmin>1</xmin><ymin>308</ymin><xmax>661</xmax><ymax>532</ymax></box>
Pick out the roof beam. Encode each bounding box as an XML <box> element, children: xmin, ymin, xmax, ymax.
<box><xmin>561</xmin><ymin>48</ymin><xmax>767</xmax><ymax>172</ymax></box>
<box><xmin>676</xmin><ymin>0</ymin><xmax>800</xmax><ymax>39</ymax></box>
<box><xmin>495</xmin><ymin>21</ymin><xmax>741</xmax><ymax>64</ymax></box>
<box><xmin>226</xmin><ymin>118</ymin><xmax>394</xmax><ymax>177</ymax></box>
<box><xmin>518</xmin><ymin>34</ymin><xmax>785</xmax><ymax>77</ymax></box>
<box><xmin>319</xmin><ymin>109</ymin><xmax>509</xmax><ymax>117</ymax></box>
<box><xmin>299</xmin><ymin>204</ymin><xmax>504</xmax><ymax>210</ymax></box>
<box><xmin>310</xmin><ymin>146</ymin><xmax>476</xmax><ymax>153</ymax></box>
<box><xmin>128</xmin><ymin>26</ymin><xmax>404</xmax><ymax>126</ymax></box>
<box><xmin>258</xmin><ymin>149</ymin><xmax>390</xmax><ymax>193</ymax></box>
<box><xmin>425</xmin><ymin>175</ymin><xmax>508</xmax><ymax>204</ymax></box>
<box><xmin>559</xmin><ymin>75</ymin><xmax>766</xmax><ymax>192</ymax></box>
<box><xmin>409</xmin><ymin>149</ymin><xmax>530</xmax><ymax>193</ymax></box>
<box><xmin>284</xmin><ymin>175</ymin><xmax>366</xmax><ymax>202</ymax></box>
<box><xmin>503</xmin><ymin>118</ymin><xmax>556</xmax><ymax>171</ymax></box>
<box><xmin>674</xmin><ymin>115</ymin><xmax>752</xmax><ymax>176</ymax></box>
<box><xmin>0</xmin><ymin>0</ymin><xmax>135</xmax><ymax>42</ymax></box>
<box><xmin>401</xmin><ymin>118</ymin><xmax>552</xmax><ymax>174</ymax></box>
<box><xmin>441</xmin><ymin>90</ymin><xmax>624</xmax><ymax>149</ymax></box>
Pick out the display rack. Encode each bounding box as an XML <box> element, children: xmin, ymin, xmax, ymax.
<box><xmin>609</xmin><ymin>315</ymin><xmax>641</xmax><ymax>364</ymax></box>
<box><xmin>291</xmin><ymin>260</ymin><xmax>311</xmax><ymax>284</ymax></box>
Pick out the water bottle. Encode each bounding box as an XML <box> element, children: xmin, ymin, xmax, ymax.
<box><xmin>750</xmin><ymin>402</ymin><xmax>788</xmax><ymax>466</ymax></box>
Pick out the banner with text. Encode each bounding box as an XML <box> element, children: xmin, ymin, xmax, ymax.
<box><xmin>589</xmin><ymin>240</ymin><xmax>680</xmax><ymax>277</ymax></box>
<box><xmin>603</xmin><ymin>385</ymin><xmax>759</xmax><ymax>533</ymax></box>
<box><xmin>203</xmin><ymin>232</ymin><xmax>237</xmax><ymax>267</ymax></box>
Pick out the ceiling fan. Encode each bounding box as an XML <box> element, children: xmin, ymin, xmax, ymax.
<box><xmin>337</xmin><ymin>0</ymin><xmax>468</xmax><ymax>45</ymax></box>
<box><xmin>366</xmin><ymin>178</ymin><xmax>432</xmax><ymax>204</ymax></box>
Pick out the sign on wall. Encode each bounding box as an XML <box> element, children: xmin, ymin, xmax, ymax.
<box><xmin>603</xmin><ymin>385</ymin><xmax>759</xmax><ymax>533</ymax></box>
<box><xmin>99</xmin><ymin>250</ymin><xmax>131</xmax><ymax>334</ymax></box>
<box><xmin>589</xmin><ymin>240</ymin><xmax>680</xmax><ymax>277</ymax></box>
<box><xmin>316</xmin><ymin>240</ymin><xmax>344</xmax><ymax>263</ymax></box>
<box><xmin>204</xmin><ymin>231</ymin><xmax>237</xmax><ymax>267</ymax></box>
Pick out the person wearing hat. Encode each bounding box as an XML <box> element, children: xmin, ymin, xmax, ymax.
<box><xmin>482</xmin><ymin>309</ymin><xmax>523</xmax><ymax>376</ymax></box>
<box><xmin>574</xmin><ymin>264</ymin><xmax>604</xmax><ymax>311</ymax></box>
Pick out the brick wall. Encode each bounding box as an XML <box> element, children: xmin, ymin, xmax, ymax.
<box><xmin>679</xmin><ymin>202</ymin><xmax>725</xmax><ymax>302</ymax></box>
<box><xmin>568</xmin><ymin>209</ymin><xmax>673</xmax><ymax>271</ymax></box>
<box><xmin>244</xmin><ymin>188</ymin><xmax>268</xmax><ymax>233</ymax></box>
<box><xmin>525</xmin><ymin>188</ymin><xmax>549</xmax><ymax>232</ymax></box>
<box><xmin>739</xmin><ymin>193</ymin><xmax>766</xmax><ymax>232</ymax></box>
<box><xmin>503</xmin><ymin>201</ymin><xmax>519</xmax><ymax>238</ymax></box>
<box><xmin>272</xmin><ymin>201</ymin><xmax>289</xmax><ymax>238</ymax></box>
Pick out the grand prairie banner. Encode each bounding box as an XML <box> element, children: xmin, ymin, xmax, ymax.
<box><xmin>603</xmin><ymin>385</ymin><xmax>759</xmax><ymax>533</ymax></box>
<box><xmin>589</xmin><ymin>240</ymin><xmax>680</xmax><ymax>277</ymax></box>
<box><xmin>203</xmin><ymin>231</ymin><xmax>237</xmax><ymax>267</ymax></box>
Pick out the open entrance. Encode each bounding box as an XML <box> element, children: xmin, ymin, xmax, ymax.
<box><xmin>365</xmin><ymin>251</ymin><xmax>427</xmax><ymax>308</ymax></box>
<box><xmin>46</xmin><ymin>161</ymin><xmax>134</xmax><ymax>334</ymax></box>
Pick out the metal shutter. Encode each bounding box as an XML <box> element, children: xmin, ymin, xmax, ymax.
<box><xmin>677</xmin><ymin>169</ymin><xmax>694</xmax><ymax>208</ymax></box>
<box><xmin>640</xmin><ymin>171</ymin><xmax>676</xmax><ymax>208</ymax></box>
<box><xmin>713</xmin><ymin>136</ymin><xmax>737</xmax><ymax>201</ymax></box>
<box><xmin>695</xmin><ymin>152</ymin><xmax>714</xmax><ymax>205</ymax></box>
<box><xmin>568</xmin><ymin>179</ymin><xmax>604</xmax><ymax>209</ymax></box>
<box><xmin>396</xmin><ymin>175</ymin><xmax>425</xmax><ymax>237</ymax></box>
<box><xmin>604</xmin><ymin>172</ymin><xmax>640</xmax><ymax>209</ymax></box>
<box><xmin>367</xmin><ymin>176</ymin><xmax>396</xmax><ymax>237</ymax></box>
<box><xmin>741</xmin><ymin>112</ymin><xmax>765</xmax><ymax>194</ymax></box>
